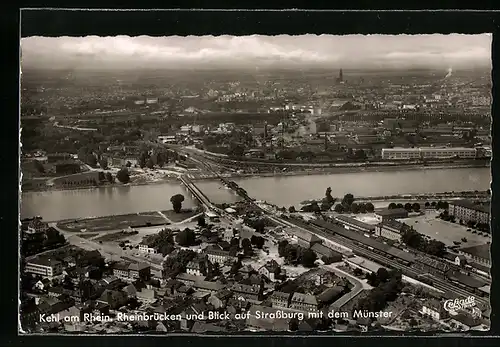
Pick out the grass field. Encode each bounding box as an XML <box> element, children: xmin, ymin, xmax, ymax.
<box><xmin>57</xmin><ymin>211</ymin><xmax>168</xmax><ymax>232</ymax></box>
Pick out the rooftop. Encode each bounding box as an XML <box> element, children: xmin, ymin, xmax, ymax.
<box><xmin>291</xmin><ymin>292</ymin><xmax>318</xmax><ymax>306</ymax></box>
<box><xmin>450</xmin><ymin>200</ymin><xmax>490</xmax><ymax>214</ymax></box>
<box><xmin>460</xmin><ymin>243</ymin><xmax>491</xmax><ymax>261</ymax></box>
<box><xmin>375</xmin><ymin>208</ymin><xmax>409</xmax><ymax>217</ymax></box>
<box><xmin>335</xmin><ymin>215</ymin><xmax>375</xmax><ymax>231</ymax></box>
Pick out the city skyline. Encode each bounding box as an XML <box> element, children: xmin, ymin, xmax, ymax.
<box><xmin>21</xmin><ymin>34</ymin><xmax>492</xmax><ymax>71</ymax></box>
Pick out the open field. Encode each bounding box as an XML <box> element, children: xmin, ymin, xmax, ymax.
<box><xmin>399</xmin><ymin>210</ymin><xmax>491</xmax><ymax>247</ymax></box>
<box><xmin>93</xmin><ymin>230</ymin><xmax>139</xmax><ymax>242</ymax></box>
<box><xmin>76</xmin><ymin>232</ymin><xmax>99</xmax><ymax>239</ymax></box>
<box><xmin>160</xmin><ymin>209</ymin><xmax>200</xmax><ymax>223</ymax></box>
<box><xmin>57</xmin><ymin>211</ymin><xmax>168</xmax><ymax>232</ymax></box>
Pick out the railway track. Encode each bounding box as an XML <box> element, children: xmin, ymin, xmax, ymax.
<box><xmin>288</xmin><ymin>218</ymin><xmax>490</xmax><ymax>307</ymax></box>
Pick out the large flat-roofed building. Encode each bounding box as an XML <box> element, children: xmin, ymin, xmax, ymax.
<box><xmin>335</xmin><ymin>215</ymin><xmax>375</xmax><ymax>233</ymax></box>
<box><xmin>458</xmin><ymin>244</ymin><xmax>491</xmax><ymax>267</ymax></box>
<box><xmin>448</xmin><ymin>200</ymin><xmax>490</xmax><ymax>224</ymax></box>
<box><xmin>382</xmin><ymin>148</ymin><xmax>421</xmax><ymax>160</ymax></box>
<box><xmin>374</xmin><ymin>208</ymin><xmax>409</xmax><ymax>221</ymax></box>
<box><xmin>25</xmin><ymin>257</ymin><xmax>63</xmax><ymax>278</ymax></box>
<box><xmin>286</xmin><ymin>228</ymin><xmax>321</xmax><ymax>248</ymax></box>
<box><xmin>376</xmin><ymin>220</ymin><xmax>412</xmax><ymax>241</ymax></box>
<box><xmin>381</xmin><ymin>147</ymin><xmax>477</xmax><ymax>160</ymax></box>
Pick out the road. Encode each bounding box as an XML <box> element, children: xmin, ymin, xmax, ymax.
<box><xmin>325</xmin><ymin>264</ymin><xmax>368</xmax><ymax>310</ymax></box>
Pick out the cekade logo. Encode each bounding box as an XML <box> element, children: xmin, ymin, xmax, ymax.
<box><xmin>443</xmin><ymin>296</ymin><xmax>476</xmax><ymax>312</ymax></box>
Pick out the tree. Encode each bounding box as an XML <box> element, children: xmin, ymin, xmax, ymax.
<box><xmin>376</xmin><ymin>268</ymin><xmax>390</xmax><ymax>283</ymax></box>
<box><xmin>197</xmin><ymin>216</ymin><xmax>206</xmax><ymax>228</ymax></box>
<box><xmin>98</xmin><ymin>171</ymin><xmax>105</xmax><ymax>181</ymax></box>
<box><xmin>310</xmin><ymin>202</ymin><xmax>321</xmax><ymax>214</ymax></box>
<box><xmin>424</xmin><ymin>202</ymin><xmax>430</xmax><ymax>208</ymax></box>
<box><xmin>404</xmin><ymin>203</ymin><xmax>413</xmax><ymax>212</ymax></box>
<box><xmin>99</xmin><ymin>158</ymin><xmax>108</xmax><ymax>169</ymax></box>
<box><xmin>334</xmin><ymin>204</ymin><xmax>345</xmax><ymax>213</ymax></box>
<box><xmin>230</xmin><ymin>237</ymin><xmax>240</xmax><ymax>248</ymax></box>
<box><xmin>105</xmin><ymin>172</ymin><xmax>114</xmax><ymax>183</ymax></box>
<box><xmin>358</xmin><ymin>203</ymin><xmax>367</xmax><ymax>214</ymax></box>
<box><xmin>251</xmin><ymin>235</ymin><xmax>265</xmax><ymax>249</ymax></box>
<box><xmin>288</xmin><ymin>206</ymin><xmax>296</xmax><ymax>213</ymax></box>
<box><xmin>353</xmin><ymin>268</ymin><xmax>363</xmax><ymax>276</ymax></box>
<box><xmin>254</xmin><ymin>219</ymin><xmax>266</xmax><ymax>233</ymax></box>
<box><xmin>116</xmin><ymin>168</ymin><xmax>130</xmax><ymax>183</ymax></box>
<box><xmin>342</xmin><ymin>193</ymin><xmax>355</xmax><ymax>207</ymax></box>
<box><xmin>388</xmin><ymin>203</ymin><xmax>397</xmax><ymax>209</ymax></box>
<box><xmin>320</xmin><ymin>201</ymin><xmax>331</xmax><ymax>212</ymax></box>
<box><xmin>412</xmin><ymin>203</ymin><xmax>420</xmax><ymax>212</ymax></box>
<box><xmin>431</xmin><ymin>201</ymin><xmax>437</xmax><ymax>207</ymax></box>
<box><xmin>425</xmin><ymin>240</ymin><xmax>446</xmax><ymax>257</ymax></box>
<box><xmin>175</xmin><ymin>228</ymin><xmax>196</xmax><ymax>246</ymax></box>
<box><xmin>33</xmin><ymin>160</ymin><xmax>45</xmax><ymax>173</ymax></box>
<box><xmin>230</xmin><ymin>260</ymin><xmax>242</xmax><ymax>274</ymax></box>
<box><xmin>350</xmin><ymin>202</ymin><xmax>360</xmax><ymax>214</ymax></box>
<box><xmin>278</xmin><ymin>240</ymin><xmax>289</xmax><ymax>257</ymax></box>
<box><xmin>396</xmin><ymin>203</ymin><xmax>404</xmax><ymax>209</ymax></box>
<box><xmin>241</xmin><ymin>238</ymin><xmax>251</xmax><ymax>249</ymax></box>
<box><xmin>365</xmin><ymin>202</ymin><xmax>375</xmax><ymax>213</ymax></box>
<box><xmin>138</xmin><ymin>151</ymin><xmax>149</xmax><ymax>168</ymax></box>
<box><xmin>170</xmin><ymin>194</ymin><xmax>185</xmax><ymax>213</ymax></box>
<box><xmin>325</xmin><ymin>187</ymin><xmax>336</xmax><ymax>204</ymax></box>
<box><xmin>86</xmin><ymin>154</ymin><xmax>98</xmax><ymax>167</ymax></box>
<box><xmin>301</xmin><ymin>249</ymin><xmax>317</xmax><ymax>268</ymax></box>
<box><xmin>146</xmin><ymin>158</ymin><xmax>154</xmax><ymax>169</ymax></box>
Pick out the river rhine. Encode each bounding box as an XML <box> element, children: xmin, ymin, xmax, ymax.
<box><xmin>21</xmin><ymin>167</ymin><xmax>491</xmax><ymax>221</ymax></box>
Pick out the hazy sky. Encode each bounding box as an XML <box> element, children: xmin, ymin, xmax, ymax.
<box><xmin>21</xmin><ymin>34</ymin><xmax>491</xmax><ymax>70</ymax></box>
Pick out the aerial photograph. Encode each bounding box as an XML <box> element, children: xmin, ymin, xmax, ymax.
<box><xmin>19</xmin><ymin>33</ymin><xmax>491</xmax><ymax>334</ymax></box>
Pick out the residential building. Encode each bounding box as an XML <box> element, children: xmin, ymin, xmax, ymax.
<box><xmin>207</xmin><ymin>289</ymin><xmax>233</xmax><ymax>309</ymax></box>
<box><xmin>158</xmin><ymin>135</ymin><xmax>177</xmax><ymax>144</ymax></box>
<box><xmin>25</xmin><ymin>258</ymin><xmax>63</xmax><ymax>278</ymax></box>
<box><xmin>186</xmin><ymin>260</ymin><xmax>206</xmax><ymax>277</ymax></box>
<box><xmin>290</xmin><ymin>293</ymin><xmax>318</xmax><ymax>312</ymax></box>
<box><xmin>458</xmin><ymin>244</ymin><xmax>491</xmax><ymax>267</ymax></box>
<box><xmin>270</xmin><ymin>291</ymin><xmax>291</xmax><ymax>309</ymax></box>
<box><xmin>286</xmin><ymin>228</ymin><xmax>321</xmax><ymax>248</ymax></box>
<box><xmin>112</xmin><ymin>262</ymin><xmax>151</xmax><ymax>281</ymax></box>
<box><xmin>335</xmin><ymin>215</ymin><xmax>375</xmax><ymax>233</ymax></box>
<box><xmin>223</xmin><ymin>228</ymin><xmax>236</xmax><ymax>242</ymax></box>
<box><xmin>448</xmin><ymin>200</ymin><xmax>490</xmax><ymax>224</ymax></box>
<box><xmin>138</xmin><ymin>243</ymin><xmax>158</xmax><ymax>254</ymax></box>
<box><xmin>128</xmin><ymin>262</ymin><xmax>151</xmax><ymax>281</ymax></box>
<box><xmin>193</xmin><ymin>280</ymin><xmax>225</xmax><ymax>294</ymax></box>
<box><xmin>376</xmin><ymin>220</ymin><xmax>412</xmax><ymax>240</ymax></box>
<box><xmin>204</xmin><ymin>246</ymin><xmax>237</xmax><ymax>265</ymax></box>
<box><xmin>374</xmin><ymin>208</ymin><xmax>409</xmax><ymax>221</ymax></box>
<box><xmin>175</xmin><ymin>273</ymin><xmax>202</xmax><ymax>286</ymax></box>
<box><xmin>26</xmin><ymin>218</ymin><xmax>49</xmax><ymax>234</ymax></box>
<box><xmin>230</xmin><ymin>283</ymin><xmax>263</xmax><ymax>301</ymax></box>
<box><xmin>258</xmin><ymin>260</ymin><xmax>280</xmax><ymax>281</ymax></box>
<box><xmin>136</xmin><ymin>285</ymin><xmax>158</xmax><ymax>304</ymax></box>
<box><xmin>421</xmin><ymin>299</ymin><xmax>448</xmax><ymax>321</ymax></box>
<box><xmin>97</xmin><ymin>289</ymin><xmax>128</xmax><ymax>310</ymax></box>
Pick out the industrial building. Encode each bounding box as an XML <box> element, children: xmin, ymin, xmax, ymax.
<box><xmin>382</xmin><ymin>147</ymin><xmax>477</xmax><ymax>160</ymax></box>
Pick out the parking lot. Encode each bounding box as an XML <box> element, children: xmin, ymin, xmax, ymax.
<box><xmin>399</xmin><ymin>210</ymin><xmax>491</xmax><ymax>247</ymax></box>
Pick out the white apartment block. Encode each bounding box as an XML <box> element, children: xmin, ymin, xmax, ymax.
<box><xmin>382</xmin><ymin>147</ymin><xmax>477</xmax><ymax>160</ymax></box>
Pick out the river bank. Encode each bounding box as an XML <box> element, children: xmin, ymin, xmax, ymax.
<box><xmin>193</xmin><ymin>161</ymin><xmax>490</xmax><ymax>181</ymax></box>
<box><xmin>21</xmin><ymin>161</ymin><xmax>489</xmax><ymax>193</ymax></box>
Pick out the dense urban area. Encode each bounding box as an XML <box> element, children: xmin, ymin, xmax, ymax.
<box><xmin>20</xmin><ymin>66</ymin><xmax>491</xmax><ymax>334</ymax></box>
